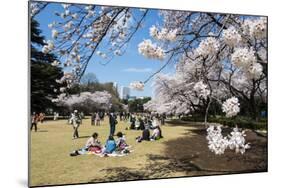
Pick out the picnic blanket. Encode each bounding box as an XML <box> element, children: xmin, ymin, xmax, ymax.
<box><xmin>70</xmin><ymin>146</ymin><xmax>133</xmax><ymax>157</ymax></box>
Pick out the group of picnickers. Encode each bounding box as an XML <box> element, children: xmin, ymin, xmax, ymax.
<box><xmin>69</xmin><ymin>111</ymin><xmax>165</xmax><ymax>157</ymax></box>
<box><xmin>70</xmin><ymin>131</ymin><xmax>130</xmax><ymax>157</ymax></box>
<box><xmin>129</xmin><ymin>113</ymin><xmax>164</xmax><ymax>142</ymax></box>
<box><xmin>127</xmin><ymin>113</ymin><xmax>166</xmax><ymax>130</ymax></box>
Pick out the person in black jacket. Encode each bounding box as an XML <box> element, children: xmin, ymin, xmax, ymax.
<box><xmin>139</xmin><ymin>117</ymin><xmax>145</xmax><ymax>130</ymax></box>
<box><xmin>136</xmin><ymin>126</ymin><xmax>150</xmax><ymax>142</ymax></box>
<box><xmin>109</xmin><ymin>112</ymin><xmax>117</xmax><ymax>136</ymax></box>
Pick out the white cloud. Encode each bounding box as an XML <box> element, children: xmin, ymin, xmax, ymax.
<box><xmin>123</xmin><ymin>68</ymin><xmax>153</xmax><ymax>73</ymax></box>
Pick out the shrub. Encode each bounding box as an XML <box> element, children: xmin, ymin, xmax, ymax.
<box><xmin>181</xmin><ymin>115</ymin><xmax>267</xmax><ymax>130</ymax></box>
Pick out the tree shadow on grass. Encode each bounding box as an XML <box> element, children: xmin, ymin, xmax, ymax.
<box><xmin>90</xmin><ymin>126</ymin><xmax>267</xmax><ymax>183</ymax></box>
<box><xmin>93</xmin><ymin>167</ymin><xmax>148</xmax><ymax>182</ymax></box>
<box><xmin>76</xmin><ymin>135</ymin><xmax>91</xmax><ymax>139</ymax></box>
<box><xmin>162</xmin><ymin>127</ymin><xmax>267</xmax><ymax>173</ymax></box>
<box><xmin>35</xmin><ymin>130</ymin><xmax>48</xmax><ymax>132</ymax></box>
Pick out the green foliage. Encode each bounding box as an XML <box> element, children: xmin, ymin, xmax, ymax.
<box><xmin>181</xmin><ymin>115</ymin><xmax>267</xmax><ymax>130</ymax></box>
<box><xmin>30</xmin><ymin>19</ymin><xmax>64</xmax><ymax>112</ymax></box>
<box><xmin>128</xmin><ymin>97</ymin><xmax>151</xmax><ymax>112</ymax></box>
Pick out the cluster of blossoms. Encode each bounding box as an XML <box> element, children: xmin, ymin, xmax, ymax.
<box><xmin>222</xmin><ymin>97</ymin><xmax>240</xmax><ymax>118</ymax></box>
<box><xmin>228</xmin><ymin>127</ymin><xmax>251</xmax><ymax>154</ymax></box>
<box><xmin>30</xmin><ymin>2</ymin><xmax>48</xmax><ymax>17</ymax></box>
<box><xmin>206</xmin><ymin>125</ymin><xmax>250</xmax><ymax>155</ymax></box>
<box><xmin>51</xmin><ymin>60</ymin><xmax>60</xmax><ymax>66</ymax></box>
<box><xmin>248</xmin><ymin>62</ymin><xmax>263</xmax><ymax>80</ymax></box>
<box><xmin>55</xmin><ymin>72</ymin><xmax>76</xmax><ymax>90</ymax></box>
<box><xmin>42</xmin><ymin>40</ymin><xmax>55</xmax><ymax>54</ymax></box>
<box><xmin>51</xmin><ymin>29</ymin><xmax>59</xmax><ymax>39</ymax></box>
<box><xmin>51</xmin><ymin>93</ymin><xmax>67</xmax><ymax>103</ymax></box>
<box><xmin>193</xmin><ymin>81</ymin><xmax>210</xmax><ymax>99</ymax></box>
<box><xmin>96</xmin><ymin>51</ymin><xmax>107</xmax><ymax>59</ymax></box>
<box><xmin>206</xmin><ymin>125</ymin><xmax>229</xmax><ymax>155</ymax></box>
<box><xmin>222</xmin><ymin>26</ymin><xmax>242</xmax><ymax>47</ymax></box>
<box><xmin>231</xmin><ymin>47</ymin><xmax>256</xmax><ymax>68</ymax></box>
<box><xmin>231</xmin><ymin>47</ymin><xmax>263</xmax><ymax>79</ymax></box>
<box><xmin>129</xmin><ymin>81</ymin><xmax>144</xmax><ymax>91</ymax></box>
<box><xmin>149</xmin><ymin>25</ymin><xmax>178</xmax><ymax>41</ymax></box>
<box><xmin>30</xmin><ymin>3</ymin><xmax>40</xmax><ymax>17</ymax></box>
<box><xmin>243</xmin><ymin>17</ymin><xmax>267</xmax><ymax>39</ymax></box>
<box><xmin>196</xmin><ymin>37</ymin><xmax>220</xmax><ymax>57</ymax></box>
<box><xmin>138</xmin><ymin>39</ymin><xmax>165</xmax><ymax>60</ymax></box>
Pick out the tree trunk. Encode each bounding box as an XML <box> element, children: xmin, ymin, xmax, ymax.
<box><xmin>204</xmin><ymin>98</ymin><xmax>212</xmax><ymax>127</ymax></box>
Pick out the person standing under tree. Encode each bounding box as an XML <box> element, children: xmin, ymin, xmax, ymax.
<box><xmin>160</xmin><ymin>113</ymin><xmax>166</xmax><ymax>125</ymax></box>
<box><xmin>109</xmin><ymin>112</ymin><xmax>117</xmax><ymax>136</ymax></box>
<box><xmin>95</xmin><ymin>112</ymin><xmax>101</xmax><ymax>126</ymax></box>
<box><xmin>91</xmin><ymin>113</ymin><xmax>95</xmax><ymax>126</ymax></box>
<box><xmin>31</xmin><ymin>112</ymin><xmax>39</xmax><ymax>132</ymax></box>
<box><xmin>72</xmin><ymin>110</ymin><xmax>81</xmax><ymax>139</ymax></box>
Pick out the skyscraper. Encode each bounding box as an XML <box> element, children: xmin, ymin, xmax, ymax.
<box><xmin>113</xmin><ymin>82</ymin><xmax>118</xmax><ymax>95</ymax></box>
<box><xmin>113</xmin><ymin>82</ymin><xmax>118</xmax><ymax>89</ymax></box>
<box><xmin>120</xmin><ymin>86</ymin><xmax>130</xmax><ymax>100</ymax></box>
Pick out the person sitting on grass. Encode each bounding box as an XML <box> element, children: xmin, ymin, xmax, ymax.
<box><xmin>103</xmin><ymin>135</ymin><xmax>117</xmax><ymax>155</ymax></box>
<box><xmin>116</xmin><ymin>132</ymin><xmax>129</xmax><ymax>153</ymax></box>
<box><xmin>135</xmin><ymin>117</ymin><xmax>140</xmax><ymax>130</ymax></box>
<box><xmin>150</xmin><ymin>125</ymin><xmax>163</xmax><ymax>141</ymax></box>
<box><xmin>70</xmin><ymin>132</ymin><xmax>102</xmax><ymax>156</ymax></box>
<box><xmin>139</xmin><ymin>117</ymin><xmax>145</xmax><ymax>130</ymax></box>
<box><xmin>86</xmin><ymin>132</ymin><xmax>102</xmax><ymax>153</ymax></box>
<box><xmin>136</xmin><ymin>126</ymin><xmax>151</xmax><ymax>143</ymax></box>
<box><xmin>151</xmin><ymin>118</ymin><xmax>159</xmax><ymax>129</ymax></box>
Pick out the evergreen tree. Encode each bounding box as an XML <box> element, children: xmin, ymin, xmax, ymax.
<box><xmin>30</xmin><ymin>19</ymin><xmax>63</xmax><ymax>113</ymax></box>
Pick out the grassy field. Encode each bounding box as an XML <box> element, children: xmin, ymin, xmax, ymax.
<box><xmin>30</xmin><ymin>117</ymin><xmax>267</xmax><ymax>187</ymax></box>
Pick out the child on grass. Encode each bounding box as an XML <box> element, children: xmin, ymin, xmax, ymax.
<box><xmin>103</xmin><ymin>135</ymin><xmax>117</xmax><ymax>154</ymax></box>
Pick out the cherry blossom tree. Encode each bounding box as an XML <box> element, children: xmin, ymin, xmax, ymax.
<box><xmin>31</xmin><ymin>2</ymin><xmax>267</xmax><ymax>121</ymax></box>
<box><xmin>139</xmin><ymin>12</ymin><xmax>267</xmax><ymax>121</ymax></box>
<box><xmin>31</xmin><ymin>2</ymin><xmax>267</xmax><ymax>155</ymax></box>
<box><xmin>31</xmin><ymin>2</ymin><xmax>149</xmax><ymax>91</ymax></box>
<box><xmin>52</xmin><ymin>91</ymin><xmax>112</xmax><ymax>112</ymax></box>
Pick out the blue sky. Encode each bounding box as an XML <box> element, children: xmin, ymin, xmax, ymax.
<box><xmin>33</xmin><ymin>2</ymin><xmax>176</xmax><ymax>97</ymax></box>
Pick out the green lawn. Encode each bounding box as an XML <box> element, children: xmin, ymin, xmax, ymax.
<box><xmin>30</xmin><ymin>117</ymin><xmax>267</xmax><ymax>187</ymax></box>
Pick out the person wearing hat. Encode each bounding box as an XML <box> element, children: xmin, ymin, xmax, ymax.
<box><xmin>72</xmin><ymin>110</ymin><xmax>81</xmax><ymax>139</ymax></box>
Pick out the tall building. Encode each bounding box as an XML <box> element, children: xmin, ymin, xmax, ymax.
<box><xmin>120</xmin><ymin>86</ymin><xmax>130</xmax><ymax>100</ymax></box>
<box><xmin>113</xmin><ymin>82</ymin><xmax>118</xmax><ymax>89</ymax></box>
<box><xmin>113</xmin><ymin>82</ymin><xmax>118</xmax><ymax>94</ymax></box>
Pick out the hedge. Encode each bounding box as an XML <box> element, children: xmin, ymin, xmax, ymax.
<box><xmin>181</xmin><ymin>116</ymin><xmax>267</xmax><ymax>130</ymax></box>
